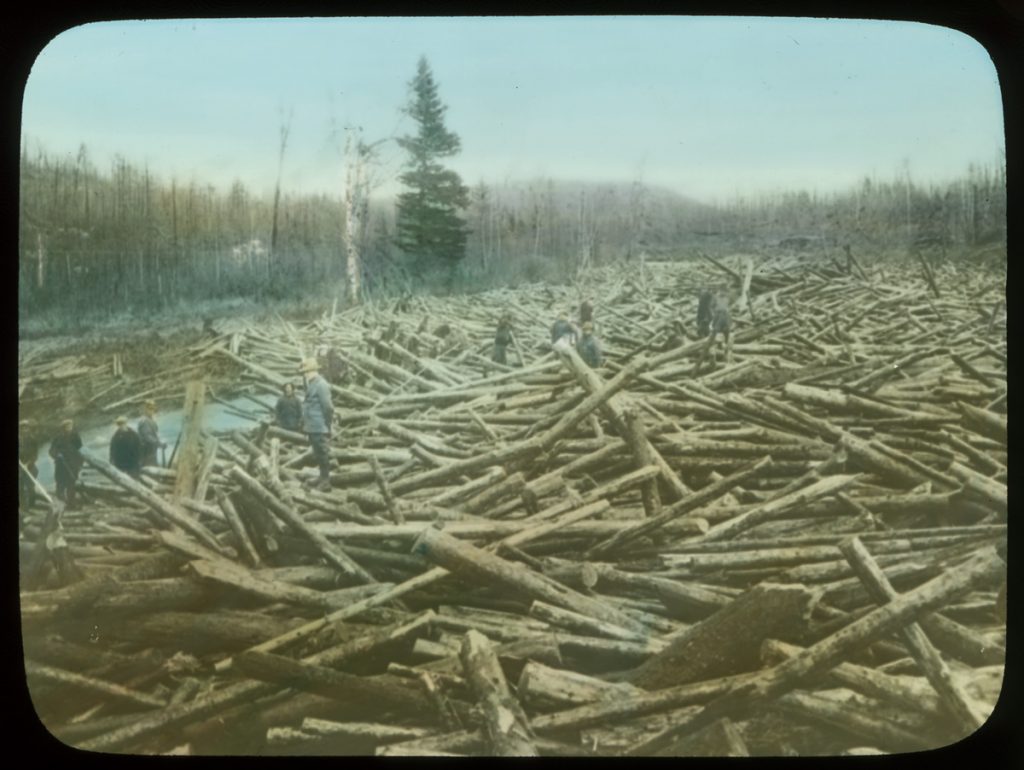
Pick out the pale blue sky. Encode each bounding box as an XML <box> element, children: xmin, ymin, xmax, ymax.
<box><xmin>21</xmin><ymin>16</ymin><xmax>1005</xmax><ymax>203</ymax></box>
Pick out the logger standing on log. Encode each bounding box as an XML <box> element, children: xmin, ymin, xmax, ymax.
<box><xmin>108</xmin><ymin>416</ymin><xmax>142</xmax><ymax>478</ymax></box>
<box><xmin>576</xmin><ymin>322</ymin><xmax>603</xmax><ymax>368</ymax></box>
<box><xmin>49</xmin><ymin>418</ymin><xmax>83</xmax><ymax>508</ymax></box>
<box><xmin>696</xmin><ymin>288</ymin><xmax>714</xmax><ymax>337</ymax></box>
<box><xmin>274</xmin><ymin>382</ymin><xmax>303</xmax><ymax>432</ymax></box>
<box><xmin>579</xmin><ymin>298</ymin><xmax>594</xmax><ymax>326</ymax></box>
<box><xmin>551</xmin><ymin>310</ymin><xmax>579</xmax><ymax>347</ymax></box>
<box><xmin>697</xmin><ymin>286</ymin><xmax>734</xmax><ymax>372</ymax></box>
<box><xmin>493</xmin><ymin>315</ymin><xmax>513</xmax><ymax>364</ymax></box>
<box><xmin>18</xmin><ymin>418</ymin><xmax>40</xmax><ymax>511</ymax></box>
<box><xmin>138</xmin><ymin>400</ymin><xmax>165</xmax><ymax>468</ymax></box>
<box><xmin>300</xmin><ymin>356</ymin><xmax>334</xmax><ymax>492</ymax></box>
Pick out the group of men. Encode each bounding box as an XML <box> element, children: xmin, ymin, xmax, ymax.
<box><xmin>493</xmin><ymin>300</ymin><xmax>603</xmax><ymax>369</ymax></box>
<box><xmin>17</xmin><ymin>400</ymin><xmax>166</xmax><ymax>512</ymax></box>
<box><xmin>19</xmin><ymin>287</ymin><xmax>734</xmax><ymax>514</ymax></box>
<box><xmin>491</xmin><ymin>287</ymin><xmax>732</xmax><ymax>375</ymax></box>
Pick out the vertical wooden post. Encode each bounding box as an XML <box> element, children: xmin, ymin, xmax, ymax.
<box><xmin>173</xmin><ymin>380</ymin><xmax>206</xmax><ymax>501</ymax></box>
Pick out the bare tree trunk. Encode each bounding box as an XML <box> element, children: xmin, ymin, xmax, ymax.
<box><xmin>344</xmin><ymin>128</ymin><xmax>362</xmax><ymax>306</ymax></box>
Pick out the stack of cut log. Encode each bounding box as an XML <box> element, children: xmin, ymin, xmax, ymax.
<box><xmin>19</xmin><ymin>253</ymin><xmax>1006</xmax><ymax>756</ymax></box>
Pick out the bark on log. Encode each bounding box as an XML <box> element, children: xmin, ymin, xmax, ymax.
<box><xmin>459</xmin><ymin>629</ymin><xmax>538</xmax><ymax>756</ymax></box>
<box><xmin>839</xmin><ymin>536</ymin><xmax>987</xmax><ymax>733</ymax></box>
<box><xmin>624</xmin><ymin>546</ymin><xmax>1003</xmax><ymax>755</ymax></box>
<box><xmin>626</xmin><ymin>583</ymin><xmax>817</xmax><ymax>690</ymax></box>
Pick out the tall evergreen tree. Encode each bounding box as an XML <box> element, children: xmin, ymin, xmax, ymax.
<box><xmin>395</xmin><ymin>56</ymin><xmax>469</xmax><ymax>276</ymax></box>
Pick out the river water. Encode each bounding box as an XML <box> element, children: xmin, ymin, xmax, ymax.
<box><xmin>30</xmin><ymin>396</ymin><xmax>267</xmax><ymax>490</ymax></box>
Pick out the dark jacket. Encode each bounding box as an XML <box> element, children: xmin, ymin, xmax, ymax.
<box><xmin>302</xmin><ymin>374</ymin><xmax>334</xmax><ymax>434</ymax></box>
<box><xmin>493</xmin><ymin>325</ymin><xmax>513</xmax><ymax>363</ymax></box>
<box><xmin>275</xmin><ymin>394</ymin><xmax>303</xmax><ymax>431</ymax></box>
<box><xmin>577</xmin><ymin>333</ymin><xmax>603</xmax><ymax>368</ymax></box>
<box><xmin>696</xmin><ymin>290</ymin><xmax>714</xmax><ymax>336</ymax></box>
<box><xmin>50</xmin><ymin>430</ymin><xmax>83</xmax><ymax>481</ymax></box>
<box><xmin>19</xmin><ymin>431</ymin><xmax>40</xmax><ymax>467</ymax></box>
<box><xmin>109</xmin><ymin>426</ymin><xmax>142</xmax><ymax>475</ymax></box>
<box><xmin>580</xmin><ymin>301</ymin><xmax>594</xmax><ymax>325</ymax></box>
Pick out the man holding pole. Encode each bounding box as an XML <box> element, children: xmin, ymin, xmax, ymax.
<box><xmin>300</xmin><ymin>356</ymin><xmax>334</xmax><ymax>492</ymax></box>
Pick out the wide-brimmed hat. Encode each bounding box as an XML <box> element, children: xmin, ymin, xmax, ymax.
<box><xmin>300</xmin><ymin>356</ymin><xmax>320</xmax><ymax>374</ymax></box>
<box><xmin>115</xmin><ymin>416</ymin><xmax>128</xmax><ymax>425</ymax></box>
<box><xmin>144</xmin><ymin>399</ymin><xmax>158</xmax><ymax>411</ymax></box>
<box><xmin>61</xmin><ymin>418</ymin><xmax>74</xmax><ymax>428</ymax></box>
<box><xmin>582</xmin><ymin>322</ymin><xmax>594</xmax><ymax>333</ymax></box>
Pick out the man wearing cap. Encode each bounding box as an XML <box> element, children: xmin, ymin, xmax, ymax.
<box><xmin>138</xmin><ymin>400</ymin><xmax>165</xmax><ymax>468</ymax></box>
<box><xmin>576</xmin><ymin>322</ymin><xmax>603</xmax><ymax>368</ymax></box>
<box><xmin>300</xmin><ymin>357</ymin><xmax>334</xmax><ymax>491</ymax></box>
<box><xmin>109</xmin><ymin>416</ymin><xmax>142</xmax><ymax>478</ymax></box>
<box><xmin>49</xmin><ymin>418</ymin><xmax>83</xmax><ymax>507</ymax></box>
<box><xmin>18</xmin><ymin>418</ymin><xmax>40</xmax><ymax>510</ymax></box>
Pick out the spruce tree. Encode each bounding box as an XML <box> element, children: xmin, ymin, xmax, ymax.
<box><xmin>395</xmin><ymin>56</ymin><xmax>469</xmax><ymax>276</ymax></box>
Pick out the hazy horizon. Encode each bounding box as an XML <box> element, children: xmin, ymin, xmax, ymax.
<box><xmin>21</xmin><ymin>16</ymin><xmax>1005</xmax><ymax>206</ymax></box>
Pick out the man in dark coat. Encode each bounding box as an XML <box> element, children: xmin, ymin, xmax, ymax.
<box><xmin>275</xmin><ymin>382</ymin><xmax>303</xmax><ymax>431</ymax></box>
<box><xmin>300</xmin><ymin>357</ymin><xmax>334</xmax><ymax>491</ymax></box>
<box><xmin>579</xmin><ymin>299</ymin><xmax>594</xmax><ymax>326</ymax></box>
<box><xmin>551</xmin><ymin>311</ymin><xmax>578</xmax><ymax>346</ymax></box>
<box><xmin>19</xmin><ymin>418</ymin><xmax>40</xmax><ymax>510</ymax></box>
<box><xmin>138</xmin><ymin>400</ymin><xmax>165</xmax><ymax>467</ymax></box>
<box><xmin>697</xmin><ymin>287</ymin><xmax>734</xmax><ymax>372</ymax></box>
<box><xmin>109</xmin><ymin>416</ymin><xmax>142</xmax><ymax>477</ymax></box>
<box><xmin>696</xmin><ymin>289</ymin><xmax>714</xmax><ymax>338</ymax></box>
<box><xmin>493</xmin><ymin>316</ymin><xmax>513</xmax><ymax>365</ymax></box>
<box><xmin>49</xmin><ymin>418</ymin><xmax>83</xmax><ymax>507</ymax></box>
<box><xmin>576</xmin><ymin>322</ymin><xmax>603</xmax><ymax>368</ymax></box>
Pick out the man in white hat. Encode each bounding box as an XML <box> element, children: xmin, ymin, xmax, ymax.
<box><xmin>300</xmin><ymin>356</ymin><xmax>334</xmax><ymax>491</ymax></box>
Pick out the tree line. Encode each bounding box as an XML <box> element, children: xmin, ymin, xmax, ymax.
<box><xmin>19</xmin><ymin>56</ymin><xmax>1005</xmax><ymax>322</ymax></box>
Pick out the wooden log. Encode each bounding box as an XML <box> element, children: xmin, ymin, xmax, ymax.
<box><xmin>700</xmin><ymin>473</ymin><xmax>860</xmax><ymax>542</ymax></box>
<box><xmin>626</xmin><ymin>583</ymin><xmax>817</xmax><ymax>690</ymax></box>
<box><xmin>530</xmin><ymin>670</ymin><xmax>763</xmax><ymax>734</ymax></box>
<box><xmin>26</xmin><ymin>660</ymin><xmax>167</xmax><ymax>710</ymax></box>
<box><xmin>208</xmin><ymin>498</ymin><xmax>611</xmax><ymax>674</ymax></box>
<box><xmin>234</xmin><ymin>650</ymin><xmax>437</xmax><ymax>718</ymax></box>
<box><xmin>516</xmin><ymin>661</ymin><xmax>643</xmax><ymax>710</ymax></box>
<box><xmin>300</xmin><ymin>718</ymin><xmax>431</xmax><ymax>743</ymax></box>
<box><xmin>188</xmin><ymin>559</ymin><xmax>393</xmax><ymax>611</ymax></box>
<box><xmin>839</xmin><ymin>536</ymin><xmax>987</xmax><ymax>733</ymax></box>
<box><xmin>79</xmin><ymin>453</ymin><xmax>229</xmax><ymax>556</ymax></box>
<box><xmin>623</xmin><ymin>546</ymin><xmax>1004</xmax><ymax>755</ymax></box>
<box><xmin>761</xmin><ymin>638</ymin><xmax>945</xmax><ymax>719</ymax></box>
<box><xmin>622</xmin><ymin>408</ymin><xmax>662</xmax><ymax>517</ymax></box>
<box><xmin>555</xmin><ymin>344</ymin><xmax>691</xmax><ymax>499</ymax></box>
<box><xmin>229</xmin><ymin>465</ymin><xmax>375</xmax><ymax>583</ymax></box>
<box><xmin>528</xmin><ymin>600</ymin><xmax>662</xmax><ymax>646</ymax></box>
<box><xmin>946</xmin><ymin>461</ymin><xmax>1007</xmax><ymax>510</ymax></box>
<box><xmin>173</xmin><ymin>380</ymin><xmax>206</xmax><ymax>500</ymax></box>
<box><xmin>215</xmin><ymin>489</ymin><xmax>261</xmax><ymax>567</ymax></box>
<box><xmin>957</xmin><ymin>400</ymin><xmax>1007</xmax><ymax>444</ymax></box>
<box><xmin>459</xmin><ymin>630</ymin><xmax>538</xmax><ymax>756</ymax></box>
<box><xmin>412</xmin><ymin>526</ymin><xmax>650</xmax><ymax>635</ymax></box>
<box><xmin>773</xmin><ymin>689</ymin><xmax>938</xmax><ymax>751</ymax></box>
<box><xmin>585</xmin><ymin>456</ymin><xmax>771</xmax><ymax>558</ymax></box>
